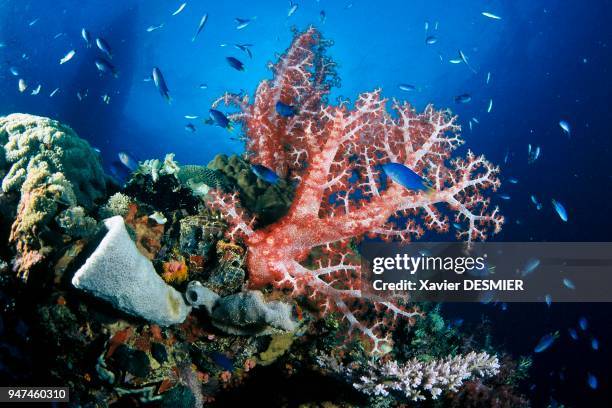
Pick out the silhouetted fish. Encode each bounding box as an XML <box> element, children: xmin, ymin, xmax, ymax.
<box><xmin>95</xmin><ymin>37</ymin><xmax>113</xmax><ymax>59</ymax></box>
<box><xmin>152</xmin><ymin>67</ymin><xmax>171</xmax><ymax>103</ymax></box>
<box><xmin>226</xmin><ymin>56</ymin><xmax>245</xmax><ymax>71</ymax></box>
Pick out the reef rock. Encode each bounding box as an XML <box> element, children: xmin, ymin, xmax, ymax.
<box><xmin>207</xmin><ymin>154</ymin><xmax>293</xmax><ymax>226</ymax></box>
<box><xmin>0</xmin><ymin>113</ymin><xmax>108</xmax><ymax>279</ymax></box>
<box><xmin>72</xmin><ymin>216</ymin><xmax>191</xmax><ymax>326</ymax></box>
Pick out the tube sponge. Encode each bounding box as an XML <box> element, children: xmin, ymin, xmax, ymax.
<box><xmin>72</xmin><ymin>216</ymin><xmax>191</xmax><ymax>326</ymax></box>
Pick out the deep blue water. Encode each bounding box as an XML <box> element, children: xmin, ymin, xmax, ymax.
<box><xmin>1</xmin><ymin>0</ymin><xmax>611</xmax><ymax>405</ymax></box>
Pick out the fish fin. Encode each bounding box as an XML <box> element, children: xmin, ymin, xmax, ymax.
<box><xmin>226</xmin><ymin>124</ymin><xmax>234</xmax><ymax>133</ymax></box>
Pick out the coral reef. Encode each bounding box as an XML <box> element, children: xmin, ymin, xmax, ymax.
<box><xmin>99</xmin><ymin>192</ymin><xmax>132</xmax><ymax>218</ymax></box>
<box><xmin>177</xmin><ymin>164</ymin><xmax>230</xmax><ymax>195</ymax></box>
<box><xmin>0</xmin><ymin>113</ymin><xmax>107</xmax><ymax>207</ymax></box>
<box><xmin>56</xmin><ymin>206</ymin><xmax>98</xmax><ymax>238</ymax></box>
<box><xmin>210</xmin><ymin>27</ymin><xmax>503</xmax><ymax>352</ymax></box>
<box><xmin>334</xmin><ymin>351</ymin><xmax>500</xmax><ymax>401</ymax></box>
<box><xmin>0</xmin><ymin>113</ymin><xmax>108</xmax><ymax>279</ymax></box>
<box><xmin>72</xmin><ymin>216</ymin><xmax>191</xmax><ymax>326</ymax></box>
<box><xmin>0</xmin><ymin>29</ymin><xmax>522</xmax><ymax>407</ymax></box>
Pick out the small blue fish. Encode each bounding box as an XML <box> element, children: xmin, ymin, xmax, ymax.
<box><xmin>551</xmin><ymin>199</ymin><xmax>568</xmax><ymax>222</ymax></box>
<box><xmin>498</xmin><ymin>193</ymin><xmax>511</xmax><ymax>200</ymax></box>
<box><xmin>381</xmin><ymin>162</ymin><xmax>433</xmax><ymax>192</ymax></box>
<box><xmin>587</xmin><ymin>373</ymin><xmax>598</xmax><ymax>389</ymax></box>
<box><xmin>208</xmin><ymin>351</ymin><xmax>234</xmax><ymax>371</ymax></box>
<box><xmin>454</xmin><ymin>93</ymin><xmax>471</xmax><ymax>104</ymax></box>
<box><xmin>152</xmin><ymin>67</ymin><xmax>171</xmax><ymax>103</ymax></box>
<box><xmin>579</xmin><ymin>317</ymin><xmax>588</xmax><ymax>331</ymax></box>
<box><xmin>192</xmin><ymin>14</ymin><xmax>209</xmax><ymax>42</ymax></box>
<box><xmin>451</xmin><ymin>318</ymin><xmax>464</xmax><ymax>327</ymax></box>
<box><xmin>521</xmin><ymin>258</ymin><xmax>540</xmax><ymax>277</ymax></box>
<box><xmin>226</xmin><ymin>56</ymin><xmax>245</xmax><ymax>71</ymax></box>
<box><xmin>545</xmin><ymin>294</ymin><xmax>552</xmax><ymax>307</ymax></box>
<box><xmin>118</xmin><ymin>151</ymin><xmax>138</xmax><ymax>171</ymax></box>
<box><xmin>398</xmin><ymin>83</ymin><xmax>416</xmax><ymax>92</ymax></box>
<box><xmin>452</xmin><ymin>222</ymin><xmax>461</xmax><ymax>230</ymax></box>
<box><xmin>568</xmin><ymin>328</ymin><xmax>578</xmax><ymax>340</ymax></box>
<box><xmin>559</xmin><ymin>120</ymin><xmax>571</xmax><ymax>137</ymax></box>
<box><xmin>425</xmin><ymin>35</ymin><xmax>437</xmax><ymax>45</ymax></box>
<box><xmin>235</xmin><ymin>17</ymin><xmax>253</xmax><ymax>30</ymax></box>
<box><xmin>185</xmin><ymin>123</ymin><xmax>196</xmax><ymax>133</ymax></box>
<box><xmin>95</xmin><ymin>37</ymin><xmax>113</xmax><ymax>59</ymax></box>
<box><xmin>482</xmin><ymin>11</ymin><xmax>502</xmax><ymax>20</ymax></box>
<box><xmin>591</xmin><ymin>338</ymin><xmax>599</xmax><ymax>350</ymax></box>
<box><xmin>563</xmin><ymin>278</ymin><xmax>575</xmax><ymax>289</ymax></box>
<box><xmin>94</xmin><ymin>58</ymin><xmax>118</xmax><ymax>77</ymax></box>
<box><xmin>507</xmin><ymin>177</ymin><xmax>518</xmax><ymax>184</ymax></box>
<box><xmin>487</xmin><ymin>99</ymin><xmax>493</xmax><ymax>113</ymax></box>
<box><xmin>81</xmin><ymin>28</ymin><xmax>92</xmax><ymax>47</ymax></box>
<box><xmin>251</xmin><ymin>164</ymin><xmax>280</xmax><ymax>184</ymax></box>
<box><xmin>288</xmin><ymin>1</ymin><xmax>298</xmax><ymax>17</ymax></box>
<box><xmin>209</xmin><ymin>109</ymin><xmax>233</xmax><ymax>130</ymax></box>
<box><xmin>275</xmin><ymin>101</ymin><xmax>298</xmax><ymax>117</ymax></box>
<box><xmin>534</xmin><ymin>332</ymin><xmax>559</xmax><ymax>353</ymax></box>
<box><xmin>234</xmin><ymin>43</ymin><xmax>253</xmax><ymax>59</ymax></box>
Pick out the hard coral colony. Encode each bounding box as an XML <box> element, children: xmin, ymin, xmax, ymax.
<box><xmin>210</xmin><ymin>28</ymin><xmax>503</xmax><ymax>352</ymax></box>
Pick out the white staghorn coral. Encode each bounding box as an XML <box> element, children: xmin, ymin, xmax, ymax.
<box><xmin>321</xmin><ymin>351</ymin><xmax>499</xmax><ymax>401</ymax></box>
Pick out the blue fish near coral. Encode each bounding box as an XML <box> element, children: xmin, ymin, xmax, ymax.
<box><xmin>208</xmin><ymin>351</ymin><xmax>234</xmax><ymax>371</ymax></box>
<box><xmin>534</xmin><ymin>331</ymin><xmax>559</xmax><ymax>353</ymax></box>
<box><xmin>226</xmin><ymin>56</ymin><xmax>245</xmax><ymax>71</ymax></box>
<box><xmin>118</xmin><ymin>151</ymin><xmax>138</xmax><ymax>171</ymax></box>
<box><xmin>381</xmin><ymin>162</ymin><xmax>433</xmax><ymax>193</ymax></box>
<box><xmin>275</xmin><ymin>101</ymin><xmax>298</xmax><ymax>117</ymax></box>
<box><xmin>251</xmin><ymin>164</ymin><xmax>279</xmax><ymax>184</ymax></box>
<box><xmin>209</xmin><ymin>109</ymin><xmax>233</xmax><ymax>130</ymax></box>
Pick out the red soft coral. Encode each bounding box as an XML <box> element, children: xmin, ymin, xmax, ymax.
<box><xmin>210</xmin><ymin>27</ymin><xmax>503</xmax><ymax>352</ymax></box>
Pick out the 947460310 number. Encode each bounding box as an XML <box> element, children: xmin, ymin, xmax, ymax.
<box><xmin>0</xmin><ymin>387</ymin><xmax>69</xmax><ymax>402</ymax></box>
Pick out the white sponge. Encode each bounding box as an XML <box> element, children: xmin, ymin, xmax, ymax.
<box><xmin>72</xmin><ymin>216</ymin><xmax>191</xmax><ymax>326</ymax></box>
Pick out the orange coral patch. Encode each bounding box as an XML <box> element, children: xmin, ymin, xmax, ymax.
<box><xmin>162</xmin><ymin>259</ymin><xmax>188</xmax><ymax>284</ymax></box>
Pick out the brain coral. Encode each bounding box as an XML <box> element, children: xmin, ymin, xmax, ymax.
<box><xmin>0</xmin><ymin>113</ymin><xmax>107</xmax><ymax>208</ymax></box>
<box><xmin>0</xmin><ymin>113</ymin><xmax>108</xmax><ymax>280</ymax></box>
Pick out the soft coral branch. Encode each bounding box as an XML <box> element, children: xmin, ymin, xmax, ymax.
<box><xmin>209</xmin><ymin>28</ymin><xmax>503</xmax><ymax>351</ymax></box>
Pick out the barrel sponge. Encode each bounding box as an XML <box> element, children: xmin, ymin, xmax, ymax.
<box><xmin>0</xmin><ymin>113</ymin><xmax>107</xmax><ymax>209</ymax></box>
<box><xmin>72</xmin><ymin>216</ymin><xmax>191</xmax><ymax>326</ymax></box>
